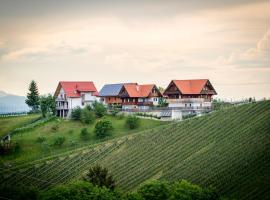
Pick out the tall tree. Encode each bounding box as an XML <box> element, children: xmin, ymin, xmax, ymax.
<box><xmin>25</xmin><ymin>80</ymin><xmax>40</xmax><ymax>111</ymax></box>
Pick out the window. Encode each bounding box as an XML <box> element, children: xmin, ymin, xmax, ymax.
<box><xmin>185</xmin><ymin>104</ymin><xmax>187</xmax><ymax>107</ymax></box>
<box><xmin>190</xmin><ymin>103</ymin><xmax>192</xmax><ymax>107</ymax></box>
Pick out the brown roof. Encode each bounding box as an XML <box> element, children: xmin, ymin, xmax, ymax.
<box><xmin>123</xmin><ymin>84</ymin><xmax>156</xmax><ymax>98</ymax></box>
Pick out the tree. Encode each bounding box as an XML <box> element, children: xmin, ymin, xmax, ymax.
<box><xmin>80</xmin><ymin>128</ymin><xmax>90</xmax><ymax>140</ymax></box>
<box><xmin>80</xmin><ymin>107</ymin><xmax>95</xmax><ymax>124</ymax></box>
<box><xmin>126</xmin><ymin>115</ymin><xmax>140</xmax><ymax>129</ymax></box>
<box><xmin>83</xmin><ymin>165</ymin><xmax>116</xmax><ymax>190</ymax></box>
<box><xmin>25</xmin><ymin>80</ymin><xmax>40</xmax><ymax>112</ymax></box>
<box><xmin>40</xmin><ymin>94</ymin><xmax>56</xmax><ymax>117</ymax></box>
<box><xmin>95</xmin><ymin>119</ymin><xmax>113</xmax><ymax>138</ymax></box>
<box><xmin>93</xmin><ymin>101</ymin><xmax>107</xmax><ymax>118</ymax></box>
<box><xmin>137</xmin><ymin>180</ymin><xmax>170</xmax><ymax>200</ymax></box>
<box><xmin>71</xmin><ymin>107</ymin><xmax>82</xmax><ymax>120</ymax></box>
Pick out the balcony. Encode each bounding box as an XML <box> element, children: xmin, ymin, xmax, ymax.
<box><xmin>56</xmin><ymin>104</ymin><xmax>69</xmax><ymax>110</ymax></box>
<box><xmin>167</xmin><ymin>98</ymin><xmax>211</xmax><ymax>104</ymax></box>
<box><xmin>56</xmin><ymin>97</ymin><xmax>67</xmax><ymax>102</ymax></box>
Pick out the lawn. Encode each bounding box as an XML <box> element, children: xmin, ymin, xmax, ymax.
<box><xmin>0</xmin><ymin>114</ymin><xmax>41</xmax><ymax>138</ymax></box>
<box><xmin>1</xmin><ymin>115</ymin><xmax>168</xmax><ymax>163</ymax></box>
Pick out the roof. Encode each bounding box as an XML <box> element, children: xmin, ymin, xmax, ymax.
<box><xmin>55</xmin><ymin>81</ymin><xmax>98</xmax><ymax>97</ymax></box>
<box><xmin>99</xmin><ymin>83</ymin><xmax>133</xmax><ymax>97</ymax></box>
<box><xmin>124</xmin><ymin>84</ymin><xmax>156</xmax><ymax>98</ymax></box>
<box><xmin>168</xmin><ymin>79</ymin><xmax>215</xmax><ymax>95</ymax></box>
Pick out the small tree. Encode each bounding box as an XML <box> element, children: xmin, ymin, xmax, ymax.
<box><xmin>71</xmin><ymin>107</ymin><xmax>82</xmax><ymax>120</ymax></box>
<box><xmin>80</xmin><ymin>128</ymin><xmax>90</xmax><ymax>140</ymax></box>
<box><xmin>40</xmin><ymin>95</ymin><xmax>48</xmax><ymax>117</ymax></box>
<box><xmin>83</xmin><ymin>165</ymin><xmax>116</xmax><ymax>190</ymax></box>
<box><xmin>95</xmin><ymin>119</ymin><xmax>113</xmax><ymax>139</ymax></box>
<box><xmin>80</xmin><ymin>108</ymin><xmax>95</xmax><ymax>124</ymax></box>
<box><xmin>53</xmin><ymin>136</ymin><xmax>65</xmax><ymax>147</ymax></box>
<box><xmin>25</xmin><ymin>80</ymin><xmax>40</xmax><ymax>112</ymax></box>
<box><xmin>93</xmin><ymin>101</ymin><xmax>107</xmax><ymax>118</ymax></box>
<box><xmin>138</xmin><ymin>180</ymin><xmax>170</xmax><ymax>200</ymax></box>
<box><xmin>126</xmin><ymin>115</ymin><xmax>140</xmax><ymax>129</ymax></box>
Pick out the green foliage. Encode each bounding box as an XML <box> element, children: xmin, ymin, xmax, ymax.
<box><xmin>53</xmin><ymin>136</ymin><xmax>65</xmax><ymax>147</ymax></box>
<box><xmin>95</xmin><ymin>119</ymin><xmax>113</xmax><ymax>138</ymax></box>
<box><xmin>36</xmin><ymin>136</ymin><xmax>46</xmax><ymax>143</ymax></box>
<box><xmin>158</xmin><ymin>98</ymin><xmax>168</xmax><ymax>107</ymax></box>
<box><xmin>51</xmin><ymin>124</ymin><xmax>59</xmax><ymax>132</ymax></box>
<box><xmin>40</xmin><ymin>181</ymin><xmax>120</xmax><ymax>200</ymax></box>
<box><xmin>83</xmin><ymin>165</ymin><xmax>116</xmax><ymax>190</ymax></box>
<box><xmin>80</xmin><ymin>107</ymin><xmax>95</xmax><ymax>124</ymax></box>
<box><xmin>93</xmin><ymin>101</ymin><xmax>107</xmax><ymax>118</ymax></box>
<box><xmin>126</xmin><ymin>115</ymin><xmax>140</xmax><ymax>129</ymax></box>
<box><xmin>80</xmin><ymin>128</ymin><xmax>90</xmax><ymax>140</ymax></box>
<box><xmin>71</xmin><ymin>107</ymin><xmax>82</xmax><ymax>120</ymax></box>
<box><xmin>0</xmin><ymin>141</ymin><xmax>21</xmax><ymax>155</ymax></box>
<box><xmin>212</xmin><ymin>99</ymin><xmax>233</xmax><ymax>111</ymax></box>
<box><xmin>182</xmin><ymin>113</ymin><xmax>196</xmax><ymax>120</ymax></box>
<box><xmin>25</xmin><ymin>80</ymin><xmax>40</xmax><ymax>111</ymax></box>
<box><xmin>0</xmin><ymin>185</ymin><xmax>38</xmax><ymax>200</ymax></box>
<box><xmin>170</xmin><ymin>180</ymin><xmax>219</xmax><ymax>200</ymax></box>
<box><xmin>39</xmin><ymin>94</ymin><xmax>56</xmax><ymax>117</ymax></box>
<box><xmin>138</xmin><ymin>180</ymin><xmax>170</xmax><ymax>200</ymax></box>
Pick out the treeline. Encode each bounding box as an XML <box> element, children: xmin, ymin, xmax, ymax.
<box><xmin>0</xmin><ymin>180</ymin><xmax>221</xmax><ymax>200</ymax></box>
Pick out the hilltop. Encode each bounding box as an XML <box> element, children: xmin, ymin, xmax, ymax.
<box><xmin>1</xmin><ymin>101</ymin><xmax>270</xmax><ymax>200</ymax></box>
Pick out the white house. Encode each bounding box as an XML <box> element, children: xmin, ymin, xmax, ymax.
<box><xmin>54</xmin><ymin>81</ymin><xmax>99</xmax><ymax>118</ymax></box>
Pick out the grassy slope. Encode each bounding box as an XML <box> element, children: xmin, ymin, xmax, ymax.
<box><xmin>1</xmin><ymin>101</ymin><xmax>270</xmax><ymax>200</ymax></box>
<box><xmin>1</xmin><ymin>115</ymin><xmax>167</xmax><ymax>163</ymax></box>
<box><xmin>0</xmin><ymin>114</ymin><xmax>40</xmax><ymax>138</ymax></box>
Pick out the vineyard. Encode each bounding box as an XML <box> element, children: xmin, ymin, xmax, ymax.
<box><xmin>1</xmin><ymin>101</ymin><xmax>270</xmax><ymax>200</ymax></box>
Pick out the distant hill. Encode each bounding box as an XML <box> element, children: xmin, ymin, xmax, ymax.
<box><xmin>1</xmin><ymin>101</ymin><xmax>269</xmax><ymax>200</ymax></box>
<box><xmin>0</xmin><ymin>91</ymin><xmax>30</xmax><ymax>114</ymax></box>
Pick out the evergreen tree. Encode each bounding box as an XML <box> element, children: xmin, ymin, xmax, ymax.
<box><xmin>25</xmin><ymin>80</ymin><xmax>40</xmax><ymax>111</ymax></box>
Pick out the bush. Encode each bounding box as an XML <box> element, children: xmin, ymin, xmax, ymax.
<box><xmin>51</xmin><ymin>124</ymin><xmax>59</xmax><ymax>132</ymax></box>
<box><xmin>170</xmin><ymin>180</ymin><xmax>219</xmax><ymax>200</ymax></box>
<box><xmin>137</xmin><ymin>180</ymin><xmax>170</xmax><ymax>200</ymax></box>
<box><xmin>95</xmin><ymin>119</ymin><xmax>113</xmax><ymax>139</ymax></box>
<box><xmin>80</xmin><ymin>128</ymin><xmax>90</xmax><ymax>140</ymax></box>
<box><xmin>93</xmin><ymin>101</ymin><xmax>107</xmax><ymax>118</ymax></box>
<box><xmin>40</xmin><ymin>181</ymin><xmax>119</xmax><ymax>200</ymax></box>
<box><xmin>126</xmin><ymin>115</ymin><xmax>140</xmax><ymax>129</ymax></box>
<box><xmin>83</xmin><ymin>165</ymin><xmax>116</xmax><ymax>190</ymax></box>
<box><xmin>0</xmin><ymin>185</ymin><xmax>39</xmax><ymax>200</ymax></box>
<box><xmin>36</xmin><ymin>136</ymin><xmax>46</xmax><ymax>143</ymax></box>
<box><xmin>80</xmin><ymin>108</ymin><xmax>95</xmax><ymax>124</ymax></box>
<box><xmin>53</xmin><ymin>136</ymin><xmax>65</xmax><ymax>147</ymax></box>
<box><xmin>71</xmin><ymin>107</ymin><xmax>82</xmax><ymax>120</ymax></box>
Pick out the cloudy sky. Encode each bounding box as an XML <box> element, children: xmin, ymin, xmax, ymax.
<box><xmin>0</xmin><ymin>0</ymin><xmax>269</xmax><ymax>100</ymax></box>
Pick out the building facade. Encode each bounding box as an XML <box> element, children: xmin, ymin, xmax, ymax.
<box><xmin>163</xmin><ymin>79</ymin><xmax>217</xmax><ymax>113</ymax></box>
<box><xmin>54</xmin><ymin>81</ymin><xmax>99</xmax><ymax>117</ymax></box>
<box><xmin>119</xmin><ymin>84</ymin><xmax>163</xmax><ymax>110</ymax></box>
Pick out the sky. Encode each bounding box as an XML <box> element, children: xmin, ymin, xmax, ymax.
<box><xmin>0</xmin><ymin>0</ymin><xmax>270</xmax><ymax>100</ymax></box>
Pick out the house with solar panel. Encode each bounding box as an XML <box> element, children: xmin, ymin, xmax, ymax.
<box><xmin>98</xmin><ymin>83</ymin><xmax>135</xmax><ymax>106</ymax></box>
<box><xmin>119</xmin><ymin>83</ymin><xmax>163</xmax><ymax>110</ymax></box>
<box><xmin>54</xmin><ymin>81</ymin><xmax>99</xmax><ymax>117</ymax></box>
<box><xmin>163</xmin><ymin>79</ymin><xmax>217</xmax><ymax>112</ymax></box>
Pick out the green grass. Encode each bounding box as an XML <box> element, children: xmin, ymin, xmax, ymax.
<box><xmin>0</xmin><ymin>114</ymin><xmax>41</xmax><ymax>138</ymax></box>
<box><xmin>1</xmin><ymin>101</ymin><xmax>270</xmax><ymax>200</ymax></box>
<box><xmin>0</xmin><ymin>115</ymin><xmax>167</xmax><ymax>163</ymax></box>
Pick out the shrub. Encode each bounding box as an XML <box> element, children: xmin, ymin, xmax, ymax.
<box><xmin>0</xmin><ymin>142</ymin><xmax>21</xmax><ymax>155</ymax></box>
<box><xmin>126</xmin><ymin>115</ymin><xmax>140</xmax><ymax>129</ymax></box>
<box><xmin>137</xmin><ymin>180</ymin><xmax>170</xmax><ymax>200</ymax></box>
<box><xmin>170</xmin><ymin>180</ymin><xmax>219</xmax><ymax>200</ymax></box>
<box><xmin>0</xmin><ymin>185</ymin><xmax>39</xmax><ymax>200</ymax></box>
<box><xmin>71</xmin><ymin>107</ymin><xmax>82</xmax><ymax>120</ymax></box>
<box><xmin>95</xmin><ymin>119</ymin><xmax>113</xmax><ymax>139</ymax></box>
<box><xmin>83</xmin><ymin>165</ymin><xmax>116</xmax><ymax>190</ymax></box>
<box><xmin>51</xmin><ymin>124</ymin><xmax>59</xmax><ymax>132</ymax></box>
<box><xmin>36</xmin><ymin>136</ymin><xmax>46</xmax><ymax>143</ymax></box>
<box><xmin>93</xmin><ymin>101</ymin><xmax>107</xmax><ymax>118</ymax></box>
<box><xmin>40</xmin><ymin>181</ymin><xmax>118</xmax><ymax>200</ymax></box>
<box><xmin>80</xmin><ymin>108</ymin><xmax>95</xmax><ymax>124</ymax></box>
<box><xmin>80</xmin><ymin>128</ymin><xmax>90</xmax><ymax>140</ymax></box>
<box><xmin>53</xmin><ymin>136</ymin><xmax>65</xmax><ymax>147</ymax></box>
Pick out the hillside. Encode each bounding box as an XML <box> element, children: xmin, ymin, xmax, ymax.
<box><xmin>1</xmin><ymin>101</ymin><xmax>270</xmax><ymax>200</ymax></box>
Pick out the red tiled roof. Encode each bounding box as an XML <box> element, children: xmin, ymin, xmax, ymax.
<box><xmin>57</xmin><ymin>81</ymin><xmax>98</xmax><ymax>97</ymax></box>
<box><xmin>172</xmin><ymin>79</ymin><xmax>208</xmax><ymax>94</ymax></box>
<box><xmin>123</xmin><ymin>84</ymin><xmax>155</xmax><ymax>98</ymax></box>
